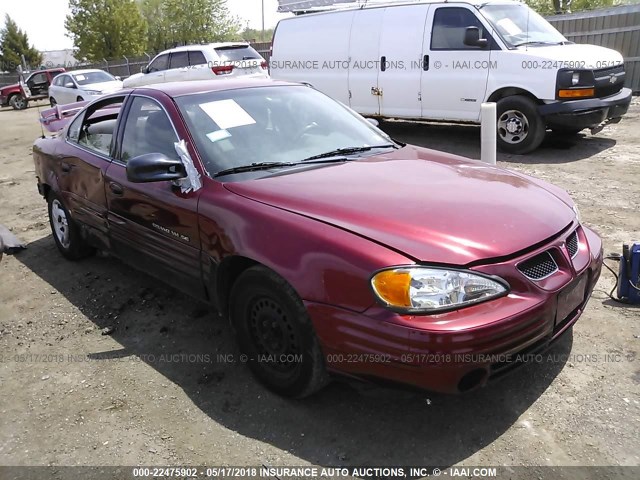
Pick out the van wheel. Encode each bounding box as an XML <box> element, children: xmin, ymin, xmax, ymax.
<box><xmin>496</xmin><ymin>96</ymin><xmax>545</xmax><ymax>154</ymax></box>
<box><xmin>230</xmin><ymin>266</ymin><xmax>329</xmax><ymax>398</ymax></box>
<box><xmin>47</xmin><ymin>192</ymin><xmax>94</xmax><ymax>260</ymax></box>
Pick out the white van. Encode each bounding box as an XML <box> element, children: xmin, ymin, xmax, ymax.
<box><xmin>270</xmin><ymin>0</ymin><xmax>632</xmax><ymax>154</ymax></box>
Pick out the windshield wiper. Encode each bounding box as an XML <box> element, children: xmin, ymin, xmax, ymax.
<box><xmin>213</xmin><ymin>159</ymin><xmax>348</xmax><ymax>178</ymax></box>
<box><xmin>301</xmin><ymin>144</ymin><xmax>397</xmax><ymax>162</ymax></box>
<box><xmin>513</xmin><ymin>41</ymin><xmax>558</xmax><ymax>47</ymax></box>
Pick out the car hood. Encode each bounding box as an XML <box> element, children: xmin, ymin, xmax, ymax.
<box><xmin>520</xmin><ymin>44</ymin><xmax>623</xmax><ymax>68</ymax></box>
<box><xmin>0</xmin><ymin>82</ymin><xmax>19</xmax><ymax>94</ymax></box>
<box><xmin>82</xmin><ymin>80</ymin><xmax>123</xmax><ymax>92</ymax></box>
<box><xmin>224</xmin><ymin>147</ymin><xmax>576</xmax><ymax>265</ymax></box>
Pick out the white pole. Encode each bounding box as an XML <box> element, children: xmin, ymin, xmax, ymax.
<box><xmin>481</xmin><ymin>102</ymin><xmax>497</xmax><ymax>166</ymax></box>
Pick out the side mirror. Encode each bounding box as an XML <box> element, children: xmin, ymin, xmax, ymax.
<box><xmin>114</xmin><ymin>76</ymin><xmax>121</xmax><ymax>81</ymax></box>
<box><xmin>464</xmin><ymin>27</ymin><xmax>488</xmax><ymax>48</ymax></box>
<box><xmin>126</xmin><ymin>153</ymin><xmax>187</xmax><ymax>183</ymax></box>
<box><xmin>366</xmin><ymin>118</ymin><xmax>380</xmax><ymax>127</ymax></box>
<box><xmin>141</xmin><ymin>66</ymin><xmax>149</xmax><ymax>74</ymax></box>
<box><xmin>64</xmin><ymin>82</ymin><xmax>76</xmax><ymax>89</ymax></box>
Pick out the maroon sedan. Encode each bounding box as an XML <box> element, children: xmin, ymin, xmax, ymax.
<box><xmin>33</xmin><ymin>79</ymin><xmax>602</xmax><ymax>397</ymax></box>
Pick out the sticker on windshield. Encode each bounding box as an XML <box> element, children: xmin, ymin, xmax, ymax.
<box><xmin>74</xmin><ymin>74</ymin><xmax>86</xmax><ymax>81</ymax></box>
<box><xmin>206</xmin><ymin>129</ymin><xmax>232</xmax><ymax>143</ymax></box>
<box><xmin>199</xmin><ymin>99</ymin><xmax>256</xmax><ymax>130</ymax></box>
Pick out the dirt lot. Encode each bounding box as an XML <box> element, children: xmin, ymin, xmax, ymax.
<box><xmin>0</xmin><ymin>99</ymin><xmax>639</xmax><ymax>476</ymax></box>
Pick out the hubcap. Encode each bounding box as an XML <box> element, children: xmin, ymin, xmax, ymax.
<box><xmin>498</xmin><ymin>109</ymin><xmax>529</xmax><ymax>144</ymax></box>
<box><xmin>249</xmin><ymin>297</ymin><xmax>299</xmax><ymax>374</ymax></box>
<box><xmin>14</xmin><ymin>97</ymin><xmax>26</xmax><ymax>109</ymax></box>
<box><xmin>51</xmin><ymin>200</ymin><xmax>70</xmax><ymax>249</ymax></box>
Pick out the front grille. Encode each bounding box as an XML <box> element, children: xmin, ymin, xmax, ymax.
<box><xmin>518</xmin><ymin>251</ymin><xmax>558</xmax><ymax>280</ymax></box>
<box><xmin>566</xmin><ymin>230</ymin><xmax>579</xmax><ymax>259</ymax></box>
<box><xmin>594</xmin><ymin>64</ymin><xmax>625</xmax><ymax>98</ymax></box>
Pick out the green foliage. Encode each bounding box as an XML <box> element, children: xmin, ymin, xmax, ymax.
<box><xmin>139</xmin><ymin>0</ymin><xmax>241</xmax><ymax>51</ymax></box>
<box><xmin>0</xmin><ymin>15</ymin><xmax>43</xmax><ymax>71</ymax></box>
<box><xmin>238</xmin><ymin>26</ymin><xmax>275</xmax><ymax>43</ymax></box>
<box><xmin>525</xmin><ymin>0</ymin><xmax>618</xmax><ymax>16</ymax></box>
<box><xmin>65</xmin><ymin>0</ymin><xmax>148</xmax><ymax>62</ymax></box>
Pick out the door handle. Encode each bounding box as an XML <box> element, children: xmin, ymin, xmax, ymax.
<box><xmin>423</xmin><ymin>55</ymin><xmax>429</xmax><ymax>71</ymax></box>
<box><xmin>109</xmin><ymin>182</ymin><xmax>124</xmax><ymax>195</ymax></box>
<box><xmin>60</xmin><ymin>162</ymin><xmax>73</xmax><ymax>173</ymax></box>
<box><xmin>380</xmin><ymin>56</ymin><xmax>387</xmax><ymax>72</ymax></box>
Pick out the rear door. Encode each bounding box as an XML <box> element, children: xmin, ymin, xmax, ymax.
<box><xmin>56</xmin><ymin>95</ymin><xmax>127</xmax><ymax>248</ymax></box>
<box><xmin>377</xmin><ymin>4</ymin><xmax>430</xmax><ymax>118</ymax></box>
<box><xmin>421</xmin><ymin>6</ymin><xmax>494</xmax><ymax>121</ymax></box>
<box><xmin>104</xmin><ymin>94</ymin><xmax>204</xmax><ymax>298</ymax></box>
<box><xmin>348</xmin><ymin>7</ymin><xmax>385</xmax><ymax>115</ymax></box>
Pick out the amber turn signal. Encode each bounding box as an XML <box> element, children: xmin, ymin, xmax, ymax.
<box><xmin>371</xmin><ymin>269</ymin><xmax>412</xmax><ymax>307</ymax></box>
<box><xmin>558</xmin><ymin>88</ymin><xmax>595</xmax><ymax>98</ymax></box>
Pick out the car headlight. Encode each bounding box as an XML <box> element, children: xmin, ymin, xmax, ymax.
<box><xmin>572</xmin><ymin>204</ymin><xmax>581</xmax><ymax>223</ymax></box>
<box><xmin>371</xmin><ymin>267</ymin><xmax>508</xmax><ymax>314</ymax></box>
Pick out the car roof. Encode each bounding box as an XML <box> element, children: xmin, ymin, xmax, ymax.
<box><xmin>158</xmin><ymin>42</ymin><xmax>252</xmax><ymax>55</ymax></box>
<box><xmin>68</xmin><ymin>69</ymin><xmax>111</xmax><ymax>76</ymax></box>
<box><xmin>140</xmin><ymin>79</ymin><xmax>299</xmax><ymax>98</ymax></box>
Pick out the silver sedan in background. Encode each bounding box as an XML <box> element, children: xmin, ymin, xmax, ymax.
<box><xmin>49</xmin><ymin>69</ymin><xmax>123</xmax><ymax>106</ymax></box>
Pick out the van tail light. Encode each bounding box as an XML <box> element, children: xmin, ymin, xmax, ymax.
<box><xmin>212</xmin><ymin>65</ymin><xmax>234</xmax><ymax>76</ymax></box>
<box><xmin>261</xmin><ymin>61</ymin><xmax>268</xmax><ymax>70</ymax></box>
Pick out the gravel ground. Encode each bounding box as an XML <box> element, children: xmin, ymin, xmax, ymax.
<box><xmin>0</xmin><ymin>99</ymin><xmax>639</xmax><ymax>477</ymax></box>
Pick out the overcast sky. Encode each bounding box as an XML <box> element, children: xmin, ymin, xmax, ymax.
<box><xmin>0</xmin><ymin>0</ymin><xmax>291</xmax><ymax>51</ymax></box>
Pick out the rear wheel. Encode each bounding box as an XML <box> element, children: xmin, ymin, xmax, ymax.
<box><xmin>230</xmin><ymin>266</ymin><xmax>329</xmax><ymax>397</ymax></box>
<box><xmin>496</xmin><ymin>95</ymin><xmax>546</xmax><ymax>154</ymax></box>
<box><xmin>11</xmin><ymin>94</ymin><xmax>28</xmax><ymax>110</ymax></box>
<box><xmin>47</xmin><ymin>192</ymin><xmax>93</xmax><ymax>260</ymax></box>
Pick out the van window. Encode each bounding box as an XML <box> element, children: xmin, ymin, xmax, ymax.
<box><xmin>189</xmin><ymin>51</ymin><xmax>207</xmax><ymax>66</ymax></box>
<box><xmin>431</xmin><ymin>7</ymin><xmax>485</xmax><ymax>50</ymax></box>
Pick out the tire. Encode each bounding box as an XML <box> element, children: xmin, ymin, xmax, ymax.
<box><xmin>11</xmin><ymin>94</ymin><xmax>28</xmax><ymax>110</ymax></box>
<box><xmin>50</xmin><ymin>97</ymin><xmax>57</xmax><ymax>107</ymax></box>
<box><xmin>47</xmin><ymin>192</ymin><xmax>94</xmax><ymax>260</ymax></box>
<box><xmin>230</xmin><ymin>265</ymin><xmax>329</xmax><ymax>397</ymax></box>
<box><xmin>496</xmin><ymin>95</ymin><xmax>546</xmax><ymax>154</ymax></box>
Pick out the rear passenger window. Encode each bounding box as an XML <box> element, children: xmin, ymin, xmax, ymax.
<box><xmin>189</xmin><ymin>51</ymin><xmax>207</xmax><ymax>66</ymax></box>
<box><xmin>431</xmin><ymin>7</ymin><xmax>485</xmax><ymax>50</ymax></box>
<box><xmin>69</xmin><ymin>97</ymin><xmax>124</xmax><ymax>156</ymax></box>
<box><xmin>119</xmin><ymin>97</ymin><xmax>179</xmax><ymax>164</ymax></box>
<box><xmin>169</xmin><ymin>51</ymin><xmax>189</xmax><ymax>69</ymax></box>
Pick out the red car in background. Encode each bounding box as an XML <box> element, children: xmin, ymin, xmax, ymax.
<box><xmin>0</xmin><ymin>68</ymin><xmax>65</xmax><ymax>110</ymax></box>
<box><xmin>33</xmin><ymin>80</ymin><xmax>602</xmax><ymax>397</ymax></box>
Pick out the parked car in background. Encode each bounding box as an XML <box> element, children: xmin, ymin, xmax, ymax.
<box><xmin>48</xmin><ymin>69</ymin><xmax>123</xmax><ymax>106</ymax></box>
<box><xmin>35</xmin><ymin>79</ymin><xmax>602</xmax><ymax>397</ymax></box>
<box><xmin>271</xmin><ymin>0</ymin><xmax>631</xmax><ymax>154</ymax></box>
<box><xmin>0</xmin><ymin>68</ymin><xmax>65</xmax><ymax>110</ymax></box>
<box><xmin>123</xmin><ymin>43</ymin><xmax>269</xmax><ymax>88</ymax></box>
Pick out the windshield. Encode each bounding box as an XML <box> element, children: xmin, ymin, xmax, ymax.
<box><xmin>73</xmin><ymin>71</ymin><xmax>116</xmax><ymax>85</ymax></box>
<box><xmin>480</xmin><ymin>5</ymin><xmax>567</xmax><ymax>48</ymax></box>
<box><xmin>175</xmin><ymin>85</ymin><xmax>393</xmax><ymax>176</ymax></box>
<box><xmin>215</xmin><ymin>46</ymin><xmax>262</xmax><ymax>62</ymax></box>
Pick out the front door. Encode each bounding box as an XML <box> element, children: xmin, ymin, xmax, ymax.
<box><xmin>104</xmin><ymin>95</ymin><xmax>204</xmax><ymax>298</ymax></box>
<box><xmin>421</xmin><ymin>6</ymin><xmax>495</xmax><ymax>122</ymax></box>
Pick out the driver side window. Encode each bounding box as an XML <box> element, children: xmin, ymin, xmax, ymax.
<box><xmin>148</xmin><ymin>54</ymin><xmax>169</xmax><ymax>73</ymax></box>
<box><xmin>119</xmin><ymin>97</ymin><xmax>179</xmax><ymax>164</ymax></box>
<box><xmin>431</xmin><ymin>7</ymin><xmax>486</xmax><ymax>50</ymax></box>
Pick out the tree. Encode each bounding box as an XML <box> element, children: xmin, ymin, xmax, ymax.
<box><xmin>526</xmin><ymin>0</ymin><xmax>617</xmax><ymax>16</ymax></box>
<box><xmin>139</xmin><ymin>0</ymin><xmax>241</xmax><ymax>51</ymax></box>
<box><xmin>238</xmin><ymin>26</ymin><xmax>275</xmax><ymax>43</ymax></box>
<box><xmin>65</xmin><ymin>0</ymin><xmax>148</xmax><ymax>62</ymax></box>
<box><xmin>0</xmin><ymin>15</ymin><xmax>42</xmax><ymax>71</ymax></box>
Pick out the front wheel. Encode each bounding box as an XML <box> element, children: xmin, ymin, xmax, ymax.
<box><xmin>11</xmin><ymin>94</ymin><xmax>28</xmax><ymax>110</ymax></box>
<box><xmin>47</xmin><ymin>193</ymin><xmax>94</xmax><ymax>260</ymax></box>
<box><xmin>496</xmin><ymin>96</ymin><xmax>546</xmax><ymax>154</ymax></box>
<box><xmin>230</xmin><ymin>266</ymin><xmax>329</xmax><ymax>397</ymax></box>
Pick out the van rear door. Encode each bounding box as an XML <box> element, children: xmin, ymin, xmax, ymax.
<box><xmin>348</xmin><ymin>7</ymin><xmax>385</xmax><ymax>115</ymax></box>
<box><xmin>422</xmin><ymin>6</ymin><xmax>493</xmax><ymax>122</ymax></box>
<box><xmin>377</xmin><ymin>4</ymin><xmax>430</xmax><ymax>118</ymax></box>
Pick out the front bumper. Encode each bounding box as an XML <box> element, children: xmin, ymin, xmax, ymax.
<box><xmin>540</xmin><ymin>87</ymin><xmax>632</xmax><ymax>129</ymax></box>
<box><xmin>308</xmin><ymin>224</ymin><xmax>603</xmax><ymax>394</ymax></box>
<box><xmin>0</xmin><ymin>94</ymin><xmax>9</xmax><ymax>107</ymax></box>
